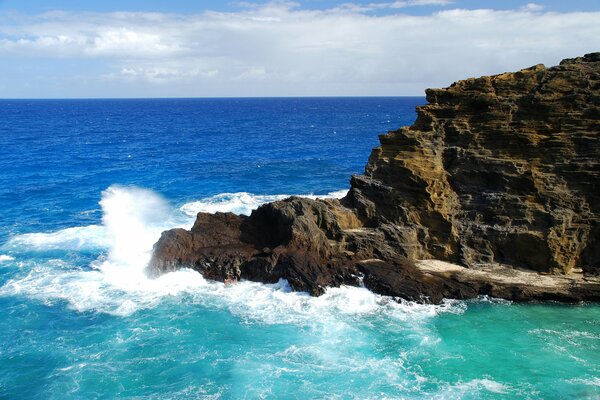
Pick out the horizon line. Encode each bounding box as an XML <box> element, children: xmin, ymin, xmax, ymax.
<box><xmin>0</xmin><ymin>95</ymin><xmax>426</xmax><ymax>101</ymax></box>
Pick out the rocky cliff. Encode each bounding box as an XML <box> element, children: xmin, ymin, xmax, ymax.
<box><xmin>347</xmin><ymin>52</ymin><xmax>600</xmax><ymax>275</ymax></box>
<box><xmin>149</xmin><ymin>53</ymin><xmax>600</xmax><ymax>303</ymax></box>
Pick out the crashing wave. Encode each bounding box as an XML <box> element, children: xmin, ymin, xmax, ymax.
<box><xmin>0</xmin><ymin>185</ymin><xmax>462</xmax><ymax>320</ymax></box>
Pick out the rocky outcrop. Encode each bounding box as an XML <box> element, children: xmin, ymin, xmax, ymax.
<box><xmin>149</xmin><ymin>53</ymin><xmax>600</xmax><ymax>303</ymax></box>
<box><xmin>348</xmin><ymin>52</ymin><xmax>600</xmax><ymax>275</ymax></box>
<box><xmin>149</xmin><ymin>197</ymin><xmax>479</xmax><ymax>302</ymax></box>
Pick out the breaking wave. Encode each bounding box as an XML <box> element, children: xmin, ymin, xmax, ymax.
<box><xmin>0</xmin><ymin>185</ymin><xmax>464</xmax><ymax>322</ymax></box>
<box><xmin>179</xmin><ymin>189</ymin><xmax>348</xmax><ymax>216</ymax></box>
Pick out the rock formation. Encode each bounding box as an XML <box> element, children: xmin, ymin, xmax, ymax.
<box><xmin>347</xmin><ymin>52</ymin><xmax>600</xmax><ymax>275</ymax></box>
<box><xmin>149</xmin><ymin>53</ymin><xmax>600</xmax><ymax>303</ymax></box>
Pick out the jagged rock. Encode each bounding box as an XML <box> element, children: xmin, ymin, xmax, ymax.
<box><xmin>149</xmin><ymin>53</ymin><xmax>600</xmax><ymax>303</ymax></box>
<box><xmin>347</xmin><ymin>52</ymin><xmax>600</xmax><ymax>276</ymax></box>
<box><xmin>149</xmin><ymin>197</ymin><xmax>431</xmax><ymax>298</ymax></box>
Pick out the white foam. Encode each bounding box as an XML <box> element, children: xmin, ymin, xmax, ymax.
<box><xmin>324</xmin><ymin>189</ymin><xmax>349</xmax><ymax>199</ymax></box>
<box><xmin>180</xmin><ymin>189</ymin><xmax>348</xmax><ymax>217</ymax></box>
<box><xmin>434</xmin><ymin>378</ymin><xmax>511</xmax><ymax>398</ymax></box>
<box><xmin>5</xmin><ymin>225</ymin><xmax>110</xmax><ymax>252</ymax></box>
<box><xmin>98</xmin><ymin>185</ymin><xmax>181</xmax><ymax>269</ymax></box>
<box><xmin>0</xmin><ymin>255</ymin><xmax>15</xmax><ymax>262</ymax></box>
<box><xmin>1</xmin><ymin>185</ymin><xmax>197</xmax><ymax>315</ymax></box>
<box><xmin>568</xmin><ymin>377</ymin><xmax>600</xmax><ymax>387</ymax></box>
<box><xmin>529</xmin><ymin>328</ymin><xmax>600</xmax><ymax>340</ymax></box>
<box><xmin>180</xmin><ymin>192</ymin><xmax>291</xmax><ymax>216</ymax></box>
<box><xmin>186</xmin><ymin>279</ymin><xmax>463</xmax><ymax>325</ymax></box>
<box><xmin>4</xmin><ymin>185</ymin><xmax>191</xmax><ymax>254</ymax></box>
<box><xmin>0</xmin><ymin>185</ymin><xmax>462</xmax><ymax>321</ymax></box>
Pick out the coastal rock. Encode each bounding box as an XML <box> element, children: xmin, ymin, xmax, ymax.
<box><xmin>347</xmin><ymin>52</ymin><xmax>600</xmax><ymax>275</ymax></box>
<box><xmin>149</xmin><ymin>53</ymin><xmax>600</xmax><ymax>303</ymax></box>
<box><xmin>149</xmin><ymin>197</ymin><xmax>438</xmax><ymax>299</ymax></box>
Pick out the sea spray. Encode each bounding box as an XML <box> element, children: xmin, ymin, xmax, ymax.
<box><xmin>4</xmin><ymin>186</ymin><xmax>437</xmax><ymax>319</ymax></box>
<box><xmin>5</xmin><ymin>225</ymin><xmax>110</xmax><ymax>252</ymax></box>
<box><xmin>99</xmin><ymin>185</ymin><xmax>176</xmax><ymax>269</ymax></box>
<box><xmin>179</xmin><ymin>189</ymin><xmax>348</xmax><ymax>216</ymax></box>
<box><xmin>1</xmin><ymin>186</ymin><xmax>199</xmax><ymax>315</ymax></box>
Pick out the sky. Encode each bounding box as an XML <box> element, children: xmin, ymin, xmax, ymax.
<box><xmin>0</xmin><ymin>0</ymin><xmax>599</xmax><ymax>98</ymax></box>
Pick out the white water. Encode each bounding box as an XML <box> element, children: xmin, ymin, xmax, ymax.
<box><xmin>5</xmin><ymin>225</ymin><xmax>110</xmax><ymax>252</ymax></box>
<box><xmin>179</xmin><ymin>189</ymin><xmax>348</xmax><ymax>216</ymax></box>
<box><xmin>0</xmin><ymin>185</ymin><xmax>461</xmax><ymax>320</ymax></box>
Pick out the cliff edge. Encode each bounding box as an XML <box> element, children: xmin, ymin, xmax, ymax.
<box><xmin>149</xmin><ymin>53</ymin><xmax>600</xmax><ymax>303</ymax></box>
<box><xmin>348</xmin><ymin>53</ymin><xmax>600</xmax><ymax>275</ymax></box>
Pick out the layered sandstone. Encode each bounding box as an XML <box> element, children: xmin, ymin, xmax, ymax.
<box><xmin>149</xmin><ymin>53</ymin><xmax>600</xmax><ymax>302</ymax></box>
<box><xmin>347</xmin><ymin>52</ymin><xmax>600</xmax><ymax>275</ymax></box>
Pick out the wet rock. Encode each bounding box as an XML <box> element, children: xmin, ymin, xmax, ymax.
<box><xmin>150</xmin><ymin>198</ymin><xmax>374</xmax><ymax>296</ymax></box>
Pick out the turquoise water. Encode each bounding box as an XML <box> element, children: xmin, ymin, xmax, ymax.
<box><xmin>0</xmin><ymin>98</ymin><xmax>598</xmax><ymax>399</ymax></box>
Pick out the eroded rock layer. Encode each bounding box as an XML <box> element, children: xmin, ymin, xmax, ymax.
<box><xmin>149</xmin><ymin>53</ymin><xmax>600</xmax><ymax>302</ymax></box>
<box><xmin>348</xmin><ymin>53</ymin><xmax>600</xmax><ymax>275</ymax></box>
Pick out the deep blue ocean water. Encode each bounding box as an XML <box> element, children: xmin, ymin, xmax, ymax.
<box><xmin>0</xmin><ymin>98</ymin><xmax>599</xmax><ymax>399</ymax></box>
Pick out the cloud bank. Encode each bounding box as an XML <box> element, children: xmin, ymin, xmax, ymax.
<box><xmin>0</xmin><ymin>2</ymin><xmax>599</xmax><ymax>97</ymax></box>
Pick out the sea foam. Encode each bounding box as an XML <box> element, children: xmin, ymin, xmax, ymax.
<box><xmin>5</xmin><ymin>225</ymin><xmax>110</xmax><ymax>252</ymax></box>
<box><xmin>180</xmin><ymin>189</ymin><xmax>348</xmax><ymax>216</ymax></box>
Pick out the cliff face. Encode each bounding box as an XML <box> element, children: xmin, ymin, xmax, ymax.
<box><xmin>149</xmin><ymin>53</ymin><xmax>600</xmax><ymax>303</ymax></box>
<box><xmin>348</xmin><ymin>53</ymin><xmax>600</xmax><ymax>275</ymax></box>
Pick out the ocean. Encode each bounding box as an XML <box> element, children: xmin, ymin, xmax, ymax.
<box><xmin>0</xmin><ymin>97</ymin><xmax>598</xmax><ymax>399</ymax></box>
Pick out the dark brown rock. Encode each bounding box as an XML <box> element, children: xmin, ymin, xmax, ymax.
<box><xmin>149</xmin><ymin>196</ymin><xmax>448</xmax><ymax>300</ymax></box>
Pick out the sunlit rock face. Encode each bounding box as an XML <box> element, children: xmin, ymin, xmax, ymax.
<box><xmin>348</xmin><ymin>53</ymin><xmax>600</xmax><ymax>275</ymax></box>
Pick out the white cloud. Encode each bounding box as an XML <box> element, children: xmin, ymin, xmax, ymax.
<box><xmin>112</xmin><ymin>66</ymin><xmax>220</xmax><ymax>83</ymax></box>
<box><xmin>521</xmin><ymin>3</ymin><xmax>545</xmax><ymax>12</ymax></box>
<box><xmin>335</xmin><ymin>0</ymin><xmax>452</xmax><ymax>13</ymax></box>
<box><xmin>0</xmin><ymin>2</ymin><xmax>599</xmax><ymax>97</ymax></box>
